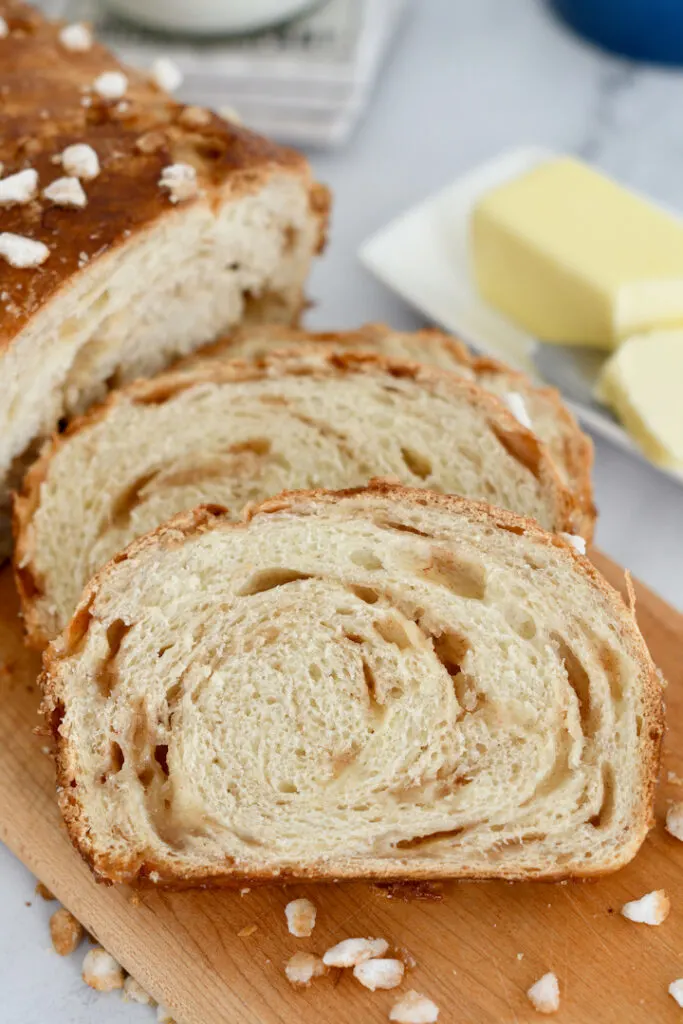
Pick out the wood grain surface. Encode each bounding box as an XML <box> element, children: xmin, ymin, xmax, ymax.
<box><xmin>0</xmin><ymin>553</ymin><xmax>681</xmax><ymax>1024</ymax></box>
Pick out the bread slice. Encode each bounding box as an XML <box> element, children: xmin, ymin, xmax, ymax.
<box><xmin>15</xmin><ymin>351</ymin><xmax>582</xmax><ymax>646</ymax></box>
<box><xmin>0</xmin><ymin>2</ymin><xmax>329</xmax><ymax>559</ymax></box>
<box><xmin>41</xmin><ymin>485</ymin><xmax>662</xmax><ymax>886</ymax></box>
<box><xmin>183</xmin><ymin>323</ymin><xmax>594</xmax><ymax>535</ymax></box>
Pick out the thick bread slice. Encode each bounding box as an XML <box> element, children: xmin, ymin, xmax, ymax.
<box><xmin>0</xmin><ymin>1</ymin><xmax>329</xmax><ymax>559</ymax></box>
<box><xmin>183</xmin><ymin>323</ymin><xmax>595</xmax><ymax>536</ymax></box>
<box><xmin>41</xmin><ymin>485</ymin><xmax>662</xmax><ymax>886</ymax></box>
<box><xmin>15</xmin><ymin>351</ymin><xmax>581</xmax><ymax>646</ymax></box>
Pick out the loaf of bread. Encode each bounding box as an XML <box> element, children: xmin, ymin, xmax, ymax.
<box><xmin>15</xmin><ymin>351</ymin><xmax>583</xmax><ymax>646</ymax></box>
<box><xmin>41</xmin><ymin>485</ymin><xmax>662</xmax><ymax>886</ymax></box>
<box><xmin>0</xmin><ymin>1</ymin><xmax>329</xmax><ymax>559</ymax></box>
<box><xmin>183</xmin><ymin>322</ymin><xmax>594</xmax><ymax>534</ymax></box>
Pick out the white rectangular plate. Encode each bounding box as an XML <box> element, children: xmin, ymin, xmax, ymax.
<box><xmin>359</xmin><ymin>146</ymin><xmax>682</xmax><ymax>484</ymax></box>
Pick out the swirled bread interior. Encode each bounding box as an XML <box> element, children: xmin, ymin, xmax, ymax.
<box><xmin>188</xmin><ymin>322</ymin><xmax>594</xmax><ymax>532</ymax></box>
<box><xmin>43</xmin><ymin>488</ymin><xmax>661</xmax><ymax>886</ymax></box>
<box><xmin>15</xmin><ymin>352</ymin><xmax>579</xmax><ymax>646</ymax></box>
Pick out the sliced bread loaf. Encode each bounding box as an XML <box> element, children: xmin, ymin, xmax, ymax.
<box><xmin>15</xmin><ymin>351</ymin><xmax>582</xmax><ymax>646</ymax></box>
<box><xmin>183</xmin><ymin>323</ymin><xmax>594</xmax><ymax>535</ymax></box>
<box><xmin>0</xmin><ymin>1</ymin><xmax>328</xmax><ymax>559</ymax></box>
<box><xmin>41</xmin><ymin>485</ymin><xmax>662</xmax><ymax>886</ymax></box>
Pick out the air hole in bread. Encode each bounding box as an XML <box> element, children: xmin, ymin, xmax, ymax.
<box><xmin>395</xmin><ymin>827</ymin><xmax>466</xmax><ymax>851</ymax></box>
<box><xmin>588</xmin><ymin>763</ymin><xmax>616</xmax><ymax>829</ymax></box>
<box><xmin>422</xmin><ymin>549</ymin><xmax>486</xmax><ymax>600</ymax></box>
<box><xmin>158</xmin><ymin>644</ymin><xmax>173</xmax><ymax>658</ymax></box>
<box><xmin>50</xmin><ymin>701</ymin><xmax>65</xmax><ymax>738</ymax></box>
<box><xmin>133</xmin><ymin>379</ymin><xmax>195</xmax><ymax>406</ymax></box>
<box><xmin>282</xmin><ymin>224</ymin><xmax>298</xmax><ymax>254</ymax></box>
<box><xmin>154</xmin><ymin>745</ymin><xmax>169</xmax><ymax>777</ymax></box>
<box><xmin>237</xmin><ymin>568</ymin><xmax>312</xmax><ymax>597</ymax></box>
<box><xmin>375</xmin><ymin>615</ymin><xmax>419</xmax><ymax>651</ymax></box>
<box><xmin>165</xmin><ymin>681</ymin><xmax>182</xmax><ymax>706</ymax></box>
<box><xmin>109</xmin><ymin>472</ymin><xmax>158</xmax><ymax>529</ymax></box>
<box><xmin>555</xmin><ymin>636</ymin><xmax>597</xmax><ymax>738</ymax></box>
<box><xmin>15</xmin><ymin>563</ymin><xmax>43</xmax><ymax>601</ymax></box>
<box><xmin>498</xmin><ymin>831</ymin><xmax>547</xmax><ymax>851</ymax></box>
<box><xmin>400</xmin><ymin>446</ymin><xmax>432</xmax><ymax>480</ymax></box>
<box><xmin>379</xmin><ymin>518</ymin><xmax>431</xmax><ymax>538</ymax></box>
<box><xmin>309</xmin><ymin>664</ymin><xmax>322</xmax><ymax>681</ymax></box>
<box><xmin>63</xmin><ymin>596</ymin><xmax>95</xmax><ymax>652</ymax></box>
<box><xmin>507</xmin><ymin>614</ymin><xmax>536</xmax><ymax>640</ymax></box>
<box><xmin>492</xmin><ymin>425</ymin><xmax>542</xmax><ymax>480</ymax></box>
<box><xmin>350</xmin><ymin>584</ymin><xmax>380</xmax><ymax>604</ymax></box>
<box><xmin>432</xmin><ymin>631</ymin><xmax>468</xmax><ymax>686</ymax></box>
<box><xmin>598</xmin><ymin>643</ymin><xmax>624</xmax><ymax>704</ymax></box>
<box><xmin>500</xmin><ymin>523</ymin><xmax>526</xmax><ymax>537</ymax></box>
<box><xmin>344</xmin><ymin>631</ymin><xmax>364</xmax><ymax>645</ymax></box>
<box><xmin>95</xmin><ymin>619</ymin><xmax>131</xmax><ymax>698</ymax></box>
<box><xmin>278</xmin><ymin>780</ymin><xmax>298</xmax><ymax>794</ymax></box>
<box><xmin>362</xmin><ymin>658</ymin><xmax>381</xmax><ymax>709</ymax></box>
<box><xmin>230</xmin><ymin>437</ymin><xmax>271</xmax><ymax>457</ymax></box>
<box><xmin>100</xmin><ymin>740</ymin><xmax>125</xmax><ymax>784</ymax></box>
<box><xmin>106</xmin><ymin>619</ymin><xmax>130</xmax><ymax>659</ymax></box>
<box><xmin>350</xmin><ymin>549</ymin><xmax>383</xmax><ymax>571</ymax></box>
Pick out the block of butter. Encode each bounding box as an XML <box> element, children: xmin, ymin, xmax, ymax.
<box><xmin>598</xmin><ymin>330</ymin><xmax>683</xmax><ymax>470</ymax></box>
<box><xmin>471</xmin><ymin>157</ymin><xmax>683</xmax><ymax>349</ymax></box>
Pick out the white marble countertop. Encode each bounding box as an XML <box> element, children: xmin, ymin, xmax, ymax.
<box><xmin>3</xmin><ymin>0</ymin><xmax>683</xmax><ymax>1020</ymax></box>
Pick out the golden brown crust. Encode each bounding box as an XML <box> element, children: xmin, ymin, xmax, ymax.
<box><xmin>41</xmin><ymin>484</ymin><xmax>662</xmax><ymax>888</ymax></box>
<box><xmin>15</xmin><ymin>348</ymin><xmax>582</xmax><ymax>647</ymax></box>
<box><xmin>0</xmin><ymin>1</ymin><xmax>328</xmax><ymax>348</ymax></box>
<box><xmin>185</xmin><ymin>322</ymin><xmax>596</xmax><ymax>539</ymax></box>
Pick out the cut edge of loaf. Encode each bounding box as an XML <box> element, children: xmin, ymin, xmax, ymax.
<box><xmin>40</xmin><ymin>483</ymin><xmax>662</xmax><ymax>888</ymax></box>
<box><xmin>183</xmin><ymin>322</ymin><xmax>596</xmax><ymax>539</ymax></box>
<box><xmin>15</xmin><ymin>350</ymin><xmax>581</xmax><ymax>649</ymax></box>
<box><xmin>0</xmin><ymin>1</ymin><xmax>331</xmax><ymax>560</ymax></box>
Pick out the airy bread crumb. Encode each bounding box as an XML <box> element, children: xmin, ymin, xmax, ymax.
<box><xmin>284</xmin><ymin>952</ymin><xmax>327</xmax><ymax>987</ymax></box>
<box><xmin>82</xmin><ymin>948</ymin><xmax>125</xmax><ymax>991</ymax></box>
<box><xmin>389</xmin><ymin>990</ymin><xmax>439</xmax><ymax>1023</ymax></box>
<box><xmin>527</xmin><ymin>972</ymin><xmax>560</xmax><ymax>1014</ymax></box>
<box><xmin>669</xmin><ymin>979</ymin><xmax>683</xmax><ymax>1007</ymax></box>
<box><xmin>323</xmin><ymin>938</ymin><xmax>389</xmax><ymax>968</ymax></box>
<box><xmin>621</xmin><ymin>889</ymin><xmax>670</xmax><ymax>925</ymax></box>
<box><xmin>285</xmin><ymin>898</ymin><xmax>317</xmax><ymax>938</ymax></box>
<box><xmin>123</xmin><ymin>976</ymin><xmax>156</xmax><ymax>1005</ymax></box>
<box><xmin>666</xmin><ymin>802</ymin><xmax>683</xmax><ymax>841</ymax></box>
<box><xmin>50</xmin><ymin>907</ymin><xmax>84</xmax><ymax>956</ymax></box>
<box><xmin>353</xmin><ymin>958</ymin><xmax>405</xmax><ymax>991</ymax></box>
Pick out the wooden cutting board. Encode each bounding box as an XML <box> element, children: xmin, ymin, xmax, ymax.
<box><xmin>0</xmin><ymin>556</ymin><xmax>682</xmax><ymax>1024</ymax></box>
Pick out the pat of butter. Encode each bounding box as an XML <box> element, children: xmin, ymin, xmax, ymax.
<box><xmin>597</xmin><ymin>330</ymin><xmax>683</xmax><ymax>469</ymax></box>
<box><xmin>471</xmin><ymin>157</ymin><xmax>683</xmax><ymax>349</ymax></box>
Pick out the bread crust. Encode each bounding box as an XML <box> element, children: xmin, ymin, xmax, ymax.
<box><xmin>184</xmin><ymin>323</ymin><xmax>595</xmax><ymax>538</ymax></box>
<box><xmin>0</xmin><ymin>1</ymin><xmax>329</xmax><ymax>349</ymax></box>
<box><xmin>40</xmin><ymin>484</ymin><xmax>663</xmax><ymax>888</ymax></box>
<box><xmin>15</xmin><ymin>349</ymin><xmax>582</xmax><ymax>647</ymax></box>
